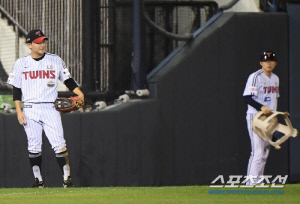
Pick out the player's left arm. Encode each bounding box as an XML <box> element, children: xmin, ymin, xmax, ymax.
<box><xmin>63</xmin><ymin>78</ymin><xmax>84</xmax><ymax>102</ymax></box>
<box><xmin>72</xmin><ymin>87</ymin><xmax>84</xmax><ymax>102</ymax></box>
<box><xmin>58</xmin><ymin>57</ymin><xmax>84</xmax><ymax>101</ymax></box>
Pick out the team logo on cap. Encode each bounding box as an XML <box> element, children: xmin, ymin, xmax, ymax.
<box><xmin>266</xmin><ymin>52</ymin><xmax>271</xmax><ymax>57</ymax></box>
<box><xmin>35</xmin><ymin>31</ymin><xmax>41</xmax><ymax>36</ymax></box>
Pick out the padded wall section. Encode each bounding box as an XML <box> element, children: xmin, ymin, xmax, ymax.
<box><xmin>148</xmin><ymin>12</ymin><xmax>289</xmax><ymax>184</ymax></box>
<box><xmin>79</xmin><ymin>100</ymin><xmax>161</xmax><ymax>187</ymax></box>
<box><xmin>0</xmin><ymin>114</ymin><xmax>5</xmax><ymax>187</ymax></box>
<box><xmin>2</xmin><ymin>114</ymin><xmax>32</xmax><ymax>187</ymax></box>
<box><xmin>0</xmin><ymin>100</ymin><xmax>161</xmax><ymax>187</ymax></box>
<box><xmin>288</xmin><ymin>4</ymin><xmax>300</xmax><ymax>183</ymax></box>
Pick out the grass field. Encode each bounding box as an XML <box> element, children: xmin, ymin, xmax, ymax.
<box><xmin>1</xmin><ymin>184</ymin><xmax>300</xmax><ymax>204</ymax></box>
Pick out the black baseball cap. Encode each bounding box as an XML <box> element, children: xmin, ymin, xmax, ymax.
<box><xmin>260</xmin><ymin>51</ymin><xmax>277</xmax><ymax>61</ymax></box>
<box><xmin>26</xmin><ymin>29</ymin><xmax>48</xmax><ymax>43</ymax></box>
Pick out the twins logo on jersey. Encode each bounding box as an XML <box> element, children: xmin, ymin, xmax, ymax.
<box><xmin>263</xmin><ymin>86</ymin><xmax>278</xmax><ymax>94</ymax></box>
<box><xmin>23</xmin><ymin>71</ymin><xmax>56</xmax><ymax>80</ymax></box>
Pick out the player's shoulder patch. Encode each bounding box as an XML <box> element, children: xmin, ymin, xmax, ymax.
<box><xmin>63</xmin><ymin>68</ymin><xmax>71</xmax><ymax>76</ymax></box>
<box><xmin>248</xmin><ymin>86</ymin><xmax>258</xmax><ymax>95</ymax></box>
<box><xmin>7</xmin><ymin>73</ymin><xmax>15</xmax><ymax>84</ymax></box>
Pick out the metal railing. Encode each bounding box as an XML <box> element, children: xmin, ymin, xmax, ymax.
<box><xmin>0</xmin><ymin>0</ymin><xmax>218</xmax><ymax>93</ymax></box>
<box><xmin>113</xmin><ymin>1</ymin><xmax>219</xmax><ymax>90</ymax></box>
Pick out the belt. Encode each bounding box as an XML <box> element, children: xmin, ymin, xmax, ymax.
<box><xmin>23</xmin><ymin>102</ymin><xmax>54</xmax><ymax>104</ymax></box>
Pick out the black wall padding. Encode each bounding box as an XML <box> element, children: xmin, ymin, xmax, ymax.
<box><xmin>79</xmin><ymin>100</ymin><xmax>162</xmax><ymax>187</ymax></box>
<box><xmin>0</xmin><ymin>114</ymin><xmax>5</xmax><ymax>187</ymax></box>
<box><xmin>148</xmin><ymin>12</ymin><xmax>289</xmax><ymax>184</ymax></box>
<box><xmin>1</xmin><ymin>114</ymin><xmax>33</xmax><ymax>187</ymax></box>
<box><xmin>287</xmin><ymin>4</ymin><xmax>300</xmax><ymax>183</ymax></box>
<box><xmin>0</xmin><ymin>100</ymin><xmax>161</xmax><ymax>187</ymax></box>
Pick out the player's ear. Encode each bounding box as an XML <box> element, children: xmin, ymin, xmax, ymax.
<box><xmin>27</xmin><ymin>43</ymin><xmax>32</xmax><ymax>49</ymax></box>
<box><xmin>260</xmin><ymin>61</ymin><xmax>263</xmax><ymax>66</ymax></box>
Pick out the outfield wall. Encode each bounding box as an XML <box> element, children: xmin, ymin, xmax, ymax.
<box><xmin>148</xmin><ymin>12</ymin><xmax>290</xmax><ymax>185</ymax></box>
<box><xmin>0</xmin><ymin>100</ymin><xmax>163</xmax><ymax>187</ymax></box>
<box><xmin>288</xmin><ymin>3</ymin><xmax>300</xmax><ymax>183</ymax></box>
<box><xmin>0</xmin><ymin>12</ymin><xmax>292</xmax><ymax>187</ymax></box>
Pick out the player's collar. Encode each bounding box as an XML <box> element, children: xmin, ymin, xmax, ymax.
<box><xmin>32</xmin><ymin>53</ymin><xmax>45</xmax><ymax>61</ymax></box>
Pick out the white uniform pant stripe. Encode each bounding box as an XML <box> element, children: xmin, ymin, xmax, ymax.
<box><xmin>246</xmin><ymin>113</ymin><xmax>271</xmax><ymax>185</ymax></box>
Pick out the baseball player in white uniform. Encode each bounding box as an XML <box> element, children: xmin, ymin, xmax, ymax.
<box><xmin>243</xmin><ymin>51</ymin><xmax>279</xmax><ymax>185</ymax></box>
<box><xmin>7</xmin><ymin>29</ymin><xmax>84</xmax><ymax>188</ymax></box>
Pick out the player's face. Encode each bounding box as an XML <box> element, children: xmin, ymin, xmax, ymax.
<box><xmin>260</xmin><ymin>60</ymin><xmax>277</xmax><ymax>75</ymax></box>
<box><xmin>28</xmin><ymin>40</ymin><xmax>47</xmax><ymax>58</ymax></box>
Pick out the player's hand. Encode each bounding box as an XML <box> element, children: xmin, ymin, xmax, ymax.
<box><xmin>78</xmin><ymin>94</ymin><xmax>84</xmax><ymax>103</ymax></box>
<box><xmin>261</xmin><ymin>106</ymin><xmax>272</xmax><ymax>114</ymax></box>
<box><xmin>72</xmin><ymin>87</ymin><xmax>84</xmax><ymax>103</ymax></box>
<box><xmin>17</xmin><ymin>111</ymin><xmax>27</xmax><ymax>125</ymax></box>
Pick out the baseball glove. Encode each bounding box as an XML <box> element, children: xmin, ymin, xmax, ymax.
<box><xmin>54</xmin><ymin>96</ymin><xmax>84</xmax><ymax>114</ymax></box>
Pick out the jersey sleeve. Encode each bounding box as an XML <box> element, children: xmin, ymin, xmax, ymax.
<box><xmin>58</xmin><ymin>58</ymin><xmax>72</xmax><ymax>83</ymax></box>
<box><xmin>7</xmin><ymin>59</ymin><xmax>22</xmax><ymax>88</ymax></box>
<box><xmin>243</xmin><ymin>73</ymin><xmax>259</xmax><ymax>96</ymax></box>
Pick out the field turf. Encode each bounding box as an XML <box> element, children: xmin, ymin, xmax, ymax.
<box><xmin>0</xmin><ymin>184</ymin><xmax>300</xmax><ymax>204</ymax></box>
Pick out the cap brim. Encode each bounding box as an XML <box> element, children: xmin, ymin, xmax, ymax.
<box><xmin>32</xmin><ymin>36</ymin><xmax>48</xmax><ymax>43</ymax></box>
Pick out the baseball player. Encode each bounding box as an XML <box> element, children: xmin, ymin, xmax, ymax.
<box><xmin>243</xmin><ymin>51</ymin><xmax>279</xmax><ymax>185</ymax></box>
<box><xmin>7</xmin><ymin>29</ymin><xmax>84</xmax><ymax>188</ymax></box>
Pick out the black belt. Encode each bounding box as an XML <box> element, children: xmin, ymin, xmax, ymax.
<box><xmin>23</xmin><ymin>102</ymin><xmax>54</xmax><ymax>104</ymax></box>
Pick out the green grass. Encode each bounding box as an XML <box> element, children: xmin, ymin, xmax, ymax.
<box><xmin>0</xmin><ymin>184</ymin><xmax>300</xmax><ymax>204</ymax></box>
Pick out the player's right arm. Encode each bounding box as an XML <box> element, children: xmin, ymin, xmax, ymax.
<box><xmin>7</xmin><ymin>59</ymin><xmax>26</xmax><ymax>125</ymax></box>
<box><xmin>14</xmin><ymin>100</ymin><xmax>26</xmax><ymax>125</ymax></box>
<box><xmin>243</xmin><ymin>95</ymin><xmax>271</xmax><ymax>113</ymax></box>
<box><xmin>243</xmin><ymin>72</ymin><xmax>271</xmax><ymax>114</ymax></box>
<box><xmin>13</xmin><ymin>86</ymin><xmax>26</xmax><ymax>125</ymax></box>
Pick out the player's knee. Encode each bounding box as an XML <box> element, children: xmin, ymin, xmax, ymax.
<box><xmin>29</xmin><ymin>152</ymin><xmax>41</xmax><ymax>158</ymax></box>
<box><xmin>54</xmin><ymin>146</ymin><xmax>67</xmax><ymax>154</ymax></box>
<box><xmin>55</xmin><ymin>146</ymin><xmax>68</xmax><ymax>157</ymax></box>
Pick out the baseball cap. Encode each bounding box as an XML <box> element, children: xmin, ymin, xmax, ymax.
<box><xmin>260</xmin><ymin>51</ymin><xmax>277</xmax><ymax>61</ymax></box>
<box><xmin>26</xmin><ymin>29</ymin><xmax>48</xmax><ymax>43</ymax></box>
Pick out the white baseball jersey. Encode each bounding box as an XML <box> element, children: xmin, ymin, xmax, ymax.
<box><xmin>243</xmin><ymin>69</ymin><xmax>280</xmax><ymax>185</ymax></box>
<box><xmin>7</xmin><ymin>52</ymin><xmax>72</xmax><ymax>154</ymax></box>
<box><xmin>7</xmin><ymin>52</ymin><xmax>71</xmax><ymax>102</ymax></box>
<box><xmin>243</xmin><ymin>69</ymin><xmax>279</xmax><ymax>114</ymax></box>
